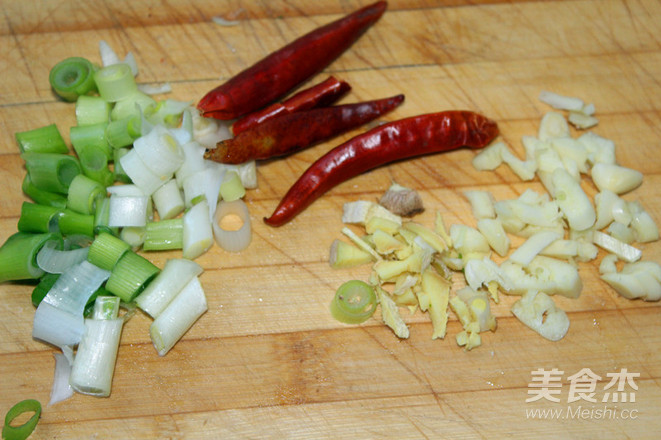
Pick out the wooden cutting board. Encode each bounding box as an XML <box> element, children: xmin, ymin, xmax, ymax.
<box><xmin>1</xmin><ymin>0</ymin><xmax>660</xmax><ymax>438</ymax></box>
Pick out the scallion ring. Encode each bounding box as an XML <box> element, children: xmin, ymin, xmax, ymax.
<box><xmin>330</xmin><ymin>280</ymin><xmax>377</xmax><ymax>324</ymax></box>
<box><xmin>212</xmin><ymin>199</ymin><xmax>252</xmax><ymax>252</ymax></box>
<box><xmin>2</xmin><ymin>399</ymin><xmax>41</xmax><ymax>440</ymax></box>
<box><xmin>49</xmin><ymin>57</ymin><xmax>97</xmax><ymax>102</ymax></box>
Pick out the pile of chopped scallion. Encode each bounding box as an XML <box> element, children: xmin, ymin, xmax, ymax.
<box><xmin>0</xmin><ymin>41</ymin><xmax>255</xmax><ymax>405</ymax></box>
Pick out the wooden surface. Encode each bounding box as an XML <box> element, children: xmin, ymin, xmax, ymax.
<box><xmin>1</xmin><ymin>0</ymin><xmax>660</xmax><ymax>438</ymax></box>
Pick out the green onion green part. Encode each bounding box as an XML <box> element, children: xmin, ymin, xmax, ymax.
<box><xmin>93</xmin><ymin>197</ymin><xmax>118</xmax><ymax>236</ymax></box>
<box><xmin>70</xmin><ymin>122</ymin><xmax>111</xmax><ymax>160</ymax></box>
<box><xmin>31</xmin><ymin>273</ymin><xmax>60</xmax><ymax>308</ymax></box>
<box><xmin>94</xmin><ymin>63</ymin><xmax>137</xmax><ymax>103</ymax></box>
<box><xmin>0</xmin><ymin>232</ymin><xmax>63</xmax><ymax>283</ymax></box>
<box><xmin>110</xmin><ymin>91</ymin><xmax>156</xmax><ymax>121</ymax></box>
<box><xmin>75</xmin><ymin>95</ymin><xmax>111</xmax><ymax>126</ymax></box>
<box><xmin>17</xmin><ymin>202</ymin><xmax>62</xmax><ymax>234</ymax></box>
<box><xmin>106</xmin><ymin>116</ymin><xmax>140</xmax><ymax>149</ymax></box>
<box><xmin>22</xmin><ymin>175</ymin><xmax>68</xmax><ymax>209</ymax></box>
<box><xmin>143</xmin><ymin>219</ymin><xmax>184</xmax><ymax>251</ymax></box>
<box><xmin>58</xmin><ymin>209</ymin><xmax>95</xmax><ymax>238</ymax></box>
<box><xmin>49</xmin><ymin>56</ymin><xmax>97</xmax><ymax>102</ymax></box>
<box><xmin>21</xmin><ymin>153</ymin><xmax>82</xmax><ymax>194</ymax></box>
<box><xmin>78</xmin><ymin>146</ymin><xmax>114</xmax><ymax>187</ymax></box>
<box><xmin>105</xmin><ymin>251</ymin><xmax>160</xmax><ymax>302</ymax></box>
<box><xmin>330</xmin><ymin>280</ymin><xmax>377</xmax><ymax>324</ymax></box>
<box><xmin>87</xmin><ymin>232</ymin><xmax>131</xmax><ymax>271</ymax></box>
<box><xmin>15</xmin><ymin>124</ymin><xmax>68</xmax><ymax>154</ymax></box>
<box><xmin>66</xmin><ymin>174</ymin><xmax>105</xmax><ymax>215</ymax></box>
<box><xmin>112</xmin><ymin>148</ymin><xmax>131</xmax><ymax>183</ymax></box>
<box><xmin>2</xmin><ymin>399</ymin><xmax>41</xmax><ymax>440</ymax></box>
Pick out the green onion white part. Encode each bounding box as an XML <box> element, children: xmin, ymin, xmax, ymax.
<box><xmin>108</xmin><ymin>195</ymin><xmax>150</xmax><ymax>227</ymax></box>
<box><xmin>119</xmin><ymin>148</ymin><xmax>166</xmax><ymax>195</ymax></box>
<box><xmin>152</xmin><ymin>179</ymin><xmax>185</xmax><ymax>219</ymax></box>
<box><xmin>70</xmin><ymin>297</ymin><xmax>124</xmax><ymax>397</ymax></box>
<box><xmin>135</xmin><ymin>258</ymin><xmax>203</xmax><ymax>318</ymax></box>
<box><xmin>133</xmin><ymin>125</ymin><xmax>185</xmax><ymax>179</ymax></box>
<box><xmin>36</xmin><ymin>241</ymin><xmax>89</xmax><ymax>273</ymax></box>
<box><xmin>183</xmin><ymin>199</ymin><xmax>213</xmax><ymax>259</ymax></box>
<box><xmin>150</xmin><ymin>276</ymin><xmax>207</xmax><ymax>356</ymax></box>
<box><xmin>212</xmin><ymin>199</ymin><xmax>252</xmax><ymax>252</ymax></box>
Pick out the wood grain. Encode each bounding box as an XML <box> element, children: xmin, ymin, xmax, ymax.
<box><xmin>0</xmin><ymin>0</ymin><xmax>660</xmax><ymax>438</ymax></box>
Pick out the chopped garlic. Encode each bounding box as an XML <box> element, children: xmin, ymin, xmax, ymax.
<box><xmin>464</xmin><ymin>256</ymin><xmax>512</xmax><ymax>294</ymax></box>
<box><xmin>599</xmin><ymin>254</ymin><xmax>619</xmax><ymax>275</ymax></box>
<box><xmin>539</xmin><ymin>112</ymin><xmax>570</xmax><ymax>141</ymax></box>
<box><xmin>511</xmin><ymin>290</ymin><xmax>570</xmax><ymax>341</ymax></box>
<box><xmin>591</xmin><ymin>163</ymin><xmax>643</xmax><ymax>195</ymax></box>
<box><xmin>508</xmin><ymin>230</ymin><xmax>563</xmax><ymax>267</ymax></box>
<box><xmin>552</xmin><ymin>167</ymin><xmax>595</xmax><ymax>231</ymax></box>
<box><xmin>501</xmin><ymin>255</ymin><xmax>583</xmax><ymax>298</ymax></box>
<box><xmin>477</xmin><ymin>218</ymin><xmax>510</xmax><ymax>257</ymax></box>
<box><xmin>472</xmin><ymin>141</ymin><xmax>506</xmax><ymax>171</ymax></box>
<box><xmin>568</xmin><ymin>111</ymin><xmax>599</xmax><ymax>129</ymax></box>
<box><xmin>577</xmin><ymin>132</ymin><xmax>616</xmax><ymax>166</ymax></box>
<box><xmin>464</xmin><ymin>190</ymin><xmax>496</xmax><ymax>219</ymax></box>
<box><xmin>592</xmin><ymin>231</ymin><xmax>641</xmax><ymax>263</ymax></box>
<box><xmin>501</xmin><ymin>147</ymin><xmax>537</xmax><ymax>181</ymax></box>
<box><xmin>628</xmin><ymin>201</ymin><xmax>660</xmax><ymax>243</ymax></box>
<box><xmin>601</xmin><ymin>260</ymin><xmax>661</xmax><ymax>301</ymax></box>
<box><xmin>538</xmin><ymin>91</ymin><xmax>584</xmax><ymax>111</ymax></box>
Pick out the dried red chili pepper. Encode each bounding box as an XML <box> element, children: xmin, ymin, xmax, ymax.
<box><xmin>197</xmin><ymin>1</ymin><xmax>387</xmax><ymax>120</ymax></box>
<box><xmin>205</xmin><ymin>94</ymin><xmax>404</xmax><ymax>164</ymax></box>
<box><xmin>263</xmin><ymin>111</ymin><xmax>499</xmax><ymax>227</ymax></box>
<box><xmin>231</xmin><ymin>76</ymin><xmax>351</xmax><ymax>135</ymax></box>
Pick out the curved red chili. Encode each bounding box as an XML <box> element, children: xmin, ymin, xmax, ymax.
<box><xmin>205</xmin><ymin>94</ymin><xmax>404</xmax><ymax>164</ymax></box>
<box><xmin>197</xmin><ymin>1</ymin><xmax>387</xmax><ymax>120</ymax></box>
<box><xmin>231</xmin><ymin>76</ymin><xmax>351</xmax><ymax>135</ymax></box>
<box><xmin>264</xmin><ymin>111</ymin><xmax>499</xmax><ymax>227</ymax></box>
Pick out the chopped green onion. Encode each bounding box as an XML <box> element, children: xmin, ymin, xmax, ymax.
<box><xmin>150</xmin><ymin>276</ymin><xmax>207</xmax><ymax>356</ymax></box>
<box><xmin>183</xmin><ymin>199</ymin><xmax>213</xmax><ymax>259</ymax></box>
<box><xmin>2</xmin><ymin>399</ymin><xmax>41</xmax><ymax>440</ymax></box>
<box><xmin>70</xmin><ymin>122</ymin><xmax>111</xmax><ymax>160</ymax></box>
<box><xmin>133</xmin><ymin>125</ymin><xmax>185</xmax><ymax>178</ymax></box>
<box><xmin>0</xmin><ymin>232</ymin><xmax>62</xmax><ymax>283</ymax></box>
<box><xmin>110</xmin><ymin>90</ymin><xmax>156</xmax><ymax>121</ymax></box>
<box><xmin>49</xmin><ymin>56</ymin><xmax>97</xmax><ymax>102</ymax></box>
<box><xmin>70</xmin><ymin>311</ymin><xmax>124</xmax><ymax>397</ymax></box>
<box><xmin>15</xmin><ymin>124</ymin><xmax>68</xmax><ymax>154</ymax></box>
<box><xmin>67</xmin><ymin>174</ymin><xmax>106</xmax><ymax>215</ymax></box>
<box><xmin>152</xmin><ymin>180</ymin><xmax>184</xmax><ymax>220</ymax></box>
<box><xmin>143</xmin><ymin>219</ymin><xmax>184</xmax><ymax>251</ymax></box>
<box><xmin>93</xmin><ymin>197</ymin><xmax>118</xmax><ymax>236</ymax></box>
<box><xmin>22</xmin><ymin>174</ymin><xmax>67</xmax><ymax>209</ymax></box>
<box><xmin>36</xmin><ymin>241</ymin><xmax>89</xmax><ymax>274</ymax></box>
<box><xmin>108</xmin><ymin>195</ymin><xmax>150</xmax><ymax>227</ymax></box>
<box><xmin>21</xmin><ymin>152</ymin><xmax>81</xmax><ymax>194</ymax></box>
<box><xmin>135</xmin><ymin>258</ymin><xmax>202</xmax><ymax>318</ymax></box>
<box><xmin>144</xmin><ymin>99</ymin><xmax>191</xmax><ymax>128</ymax></box>
<box><xmin>119</xmin><ymin>148</ymin><xmax>166</xmax><ymax>195</ymax></box>
<box><xmin>219</xmin><ymin>171</ymin><xmax>245</xmax><ymax>202</ymax></box>
<box><xmin>58</xmin><ymin>209</ymin><xmax>95</xmax><ymax>237</ymax></box>
<box><xmin>75</xmin><ymin>95</ymin><xmax>111</xmax><ymax>126</ymax></box>
<box><xmin>78</xmin><ymin>146</ymin><xmax>114</xmax><ymax>187</ymax></box>
<box><xmin>92</xmin><ymin>295</ymin><xmax>121</xmax><ymax>320</ymax></box>
<box><xmin>105</xmin><ymin>251</ymin><xmax>160</xmax><ymax>302</ymax></box>
<box><xmin>31</xmin><ymin>273</ymin><xmax>61</xmax><ymax>308</ymax></box>
<box><xmin>119</xmin><ymin>226</ymin><xmax>146</xmax><ymax>248</ymax></box>
<box><xmin>17</xmin><ymin>202</ymin><xmax>62</xmax><ymax>233</ymax></box>
<box><xmin>212</xmin><ymin>199</ymin><xmax>251</xmax><ymax>253</ymax></box>
<box><xmin>330</xmin><ymin>280</ymin><xmax>377</xmax><ymax>324</ymax></box>
<box><xmin>87</xmin><ymin>232</ymin><xmax>131</xmax><ymax>271</ymax></box>
<box><xmin>106</xmin><ymin>116</ymin><xmax>140</xmax><ymax>149</ymax></box>
<box><xmin>112</xmin><ymin>148</ymin><xmax>131</xmax><ymax>183</ymax></box>
<box><xmin>94</xmin><ymin>63</ymin><xmax>137</xmax><ymax>102</ymax></box>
